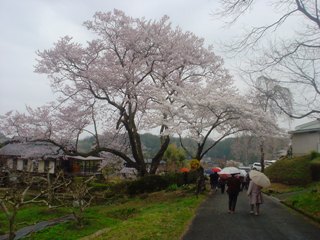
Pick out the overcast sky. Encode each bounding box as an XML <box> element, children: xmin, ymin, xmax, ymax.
<box><xmin>0</xmin><ymin>0</ymin><xmax>306</xmax><ymax>130</ymax></box>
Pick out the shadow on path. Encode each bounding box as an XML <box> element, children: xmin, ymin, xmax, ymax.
<box><xmin>0</xmin><ymin>215</ymin><xmax>75</xmax><ymax>240</ymax></box>
<box><xmin>182</xmin><ymin>190</ymin><xmax>320</xmax><ymax>240</ymax></box>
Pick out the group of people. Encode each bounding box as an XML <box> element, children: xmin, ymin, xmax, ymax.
<box><xmin>209</xmin><ymin>171</ymin><xmax>263</xmax><ymax>215</ymax></box>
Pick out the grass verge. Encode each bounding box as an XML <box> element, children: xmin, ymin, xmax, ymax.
<box><xmin>0</xmin><ymin>189</ymin><xmax>205</xmax><ymax>240</ymax></box>
<box><xmin>264</xmin><ymin>182</ymin><xmax>320</xmax><ymax>223</ymax></box>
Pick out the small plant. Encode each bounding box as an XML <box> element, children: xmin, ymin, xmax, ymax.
<box><xmin>167</xmin><ymin>184</ymin><xmax>179</xmax><ymax>191</ymax></box>
<box><xmin>67</xmin><ymin>176</ymin><xmax>95</xmax><ymax>228</ymax></box>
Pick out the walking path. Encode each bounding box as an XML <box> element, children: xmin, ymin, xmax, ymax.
<box><xmin>182</xmin><ymin>190</ymin><xmax>320</xmax><ymax>240</ymax></box>
<box><xmin>0</xmin><ymin>215</ymin><xmax>74</xmax><ymax>240</ymax></box>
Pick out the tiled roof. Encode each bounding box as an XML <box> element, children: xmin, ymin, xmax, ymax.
<box><xmin>0</xmin><ymin>142</ymin><xmax>63</xmax><ymax>158</ymax></box>
<box><xmin>66</xmin><ymin>155</ymin><xmax>104</xmax><ymax>161</ymax></box>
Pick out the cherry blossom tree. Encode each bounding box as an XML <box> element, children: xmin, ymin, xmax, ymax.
<box><xmin>161</xmin><ymin>74</ymin><xmax>281</xmax><ymax>162</ymax></box>
<box><xmin>0</xmin><ymin>10</ymin><xmax>232</xmax><ymax>176</ymax></box>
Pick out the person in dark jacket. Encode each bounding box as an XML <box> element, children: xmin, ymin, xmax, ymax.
<box><xmin>226</xmin><ymin>173</ymin><xmax>241</xmax><ymax>213</ymax></box>
<box><xmin>209</xmin><ymin>172</ymin><xmax>219</xmax><ymax>192</ymax></box>
<box><xmin>219</xmin><ymin>177</ymin><xmax>226</xmax><ymax>194</ymax></box>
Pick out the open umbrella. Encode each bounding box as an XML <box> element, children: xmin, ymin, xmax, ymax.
<box><xmin>218</xmin><ymin>167</ymin><xmax>240</xmax><ymax>179</ymax></box>
<box><xmin>239</xmin><ymin>169</ymin><xmax>247</xmax><ymax>177</ymax></box>
<box><xmin>212</xmin><ymin>167</ymin><xmax>221</xmax><ymax>173</ymax></box>
<box><xmin>219</xmin><ymin>167</ymin><xmax>240</xmax><ymax>175</ymax></box>
<box><xmin>249</xmin><ymin>170</ymin><xmax>271</xmax><ymax>188</ymax></box>
<box><xmin>180</xmin><ymin>167</ymin><xmax>190</xmax><ymax>173</ymax></box>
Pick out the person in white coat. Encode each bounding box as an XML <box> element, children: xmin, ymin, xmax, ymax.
<box><xmin>247</xmin><ymin>180</ymin><xmax>263</xmax><ymax>215</ymax></box>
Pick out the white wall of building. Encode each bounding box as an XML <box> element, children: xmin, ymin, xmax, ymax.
<box><xmin>292</xmin><ymin>132</ymin><xmax>320</xmax><ymax>156</ymax></box>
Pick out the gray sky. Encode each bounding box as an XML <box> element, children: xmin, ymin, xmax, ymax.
<box><xmin>0</xmin><ymin>0</ymin><xmax>306</xmax><ymax>130</ymax></box>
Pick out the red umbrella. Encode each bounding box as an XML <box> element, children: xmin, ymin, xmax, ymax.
<box><xmin>212</xmin><ymin>167</ymin><xmax>221</xmax><ymax>172</ymax></box>
<box><xmin>180</xmin><ymin>167</ymin><xmax>190</xmax><ymax>173</ymax></box>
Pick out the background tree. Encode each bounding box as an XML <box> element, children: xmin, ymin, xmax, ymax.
<box><xmin>231</xmin><ymin>135</ymin><xmax>290</xmax><ymax>164</ymax></box>
<box><xmin>162</xmin><ymin>143</ymin><xmax>186</xmax><ymax>172</ymax></box>
<box><xmin>245</xmin><ymin>76</ymin><xmax>289</xmax><ymax>171</ymax></box>
<box><xmin>167</xmin><ymin>79</ymin><xmax>280</xmax><ymax>162</ymax></box>
<box><xmin>217</xmin><ymin>0</ymin><xmax>320</xmax><ymax>119</ymax></box>
<box><xmin>231</xmin><ymin>135</ymin><xmax>258</xmax><ymax>165</ymax></box>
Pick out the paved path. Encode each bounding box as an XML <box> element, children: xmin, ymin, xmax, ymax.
<box><xmin>182</xmin><ymin>190</ymin><xmax>320</xmax><ymax>240</ymax></box>
<box><xmin>0</xmin><ymin>215</ymin><xmax>74</xmax><ymax>240</ymax></box>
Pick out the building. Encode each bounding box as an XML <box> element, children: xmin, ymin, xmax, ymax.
<box><xmin>0</xmin><ymin>141</ymin><xmax>104</xmax><ymax>176</ymax></box>
<box><xmin>65</xmin><ymin>155</ymin><xmax>104</xmax><ymax>176</ymax></box>
<box><xmin>0</xmin><ymin>141</ymin><xmax>64</xmax><ymax>174</ymax></box>
<box><xmin>289</xmin><ymin>119</ymin><xmax>320</xmax><ymax>156</ymax></box>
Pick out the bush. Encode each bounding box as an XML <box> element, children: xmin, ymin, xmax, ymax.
<box><xmin>310</xmin><ymin>158</ymin><xmax>320</xmax><ymax>181</ymax></box>
<box><xmin>161</xmin><ymin>172</ymin><xmax>182</xmax><ymax>186</ymax></box>
<box><xmin>162</xmin><ymin>171</ymin><xmax>198</xmax><ymax>186</ymax></box>
<box><xmin>127</xmin><ymin>175</ymin><xmax>169</xmax><ymax>195</ymax></box>
<box><xmin>265</xmin><ymin>155</ymin><xmax>313</xmax><ymax>185</ymax></box>
<box><xmin>310</xmin><ymin>151</ymin><xmax>320</xmax><ymax>160</ymax></box>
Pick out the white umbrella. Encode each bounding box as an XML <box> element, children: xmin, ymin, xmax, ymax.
<box><xmin>239</xmin><ymin>169</ymin><xmax>247</xmax><ymax>177</ymax></box>
<box><xmin>249</xmin><ymin>170</ymin><xmax>271</xmax><ymax>188</ymax></box>
<box><xmin>218</xmin><ymin>167</ymin><xmax>240</xmax><ymax>175</ymax></box>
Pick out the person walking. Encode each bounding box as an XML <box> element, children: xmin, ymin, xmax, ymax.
<box><xmin>226</xmin><ymin>173</ymin><xmax>241</xmax><ymax>213</ymax></box>
<box><xmin>209</xmin><ymin>171</ymin><xmax>219</xmax><ymax>192</ymax></box>
<box><xmin>247</xmin><ymin>180</ymin><xmax>263</xmax><ymax>215</ymax></box>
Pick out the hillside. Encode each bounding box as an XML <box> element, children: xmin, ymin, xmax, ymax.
<box><xmin>78</xmin><ymin>133</ymin><xmax>289</xmax><ymax>164</ymax></box>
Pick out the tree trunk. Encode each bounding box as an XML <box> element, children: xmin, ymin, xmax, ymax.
<box><xmin>149</xmin><ymin>135</ymin><xmax>170</xmax><ymax>175</ymax></box>
<box><xmin>260</xmin><ymin>141</ymin><xmax>265</xmax><ymax>172</ymax></box>
<box><xmin>9</xmin><ymin>213</ymin><xmax>16</xmax><ymax>240</ymax></box>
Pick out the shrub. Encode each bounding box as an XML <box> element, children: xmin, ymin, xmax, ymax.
<box><xmin>163</xmin><ymin>172</ymin><xmax>185</xmax><ymax>186</ymax></box>
<box><xmin>127</xmin><ymin>175</ymin><xmax>169</xmax><ymax>195</ymax></box>
<box><xmin>310</xmin><ymin>151</ymin><xmax>320</xmax><ymax>160</ymax></box>
<box><xmin>186</xmin><ymin>170</ymin><xmax>199</xmax><ymax>184</ymax></box>
<box><xmin>167</xmin><ymin>184</ymin><xmax>179</xmax><ymax>191</ymax></box>
<box><xmin>265</xmin><ymin>155</ymin><xmax>312</xmax><ymax>185</ymax></box>
<box><xmin>190</xmin><ymin>159</ymin><xmax>200</xmax><ymax>170</ymax></box>
<box><xmin>310</xmin><ymin>158</ymin><xmax>320</xmax><ymax>181</ymax></box>
<box><xmin>162</xmin><ymin>171</ymin><xmax>198</xmax><ymax>186</ymax></box>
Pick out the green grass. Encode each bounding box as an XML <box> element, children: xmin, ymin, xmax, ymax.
<box><xmin>263</xmin><ymin>153</ymin><xmax>320</xmax><ymax>222</ymax></box>
<box><xmin>264</xmin><ymin>182</ymin><xmax>320</xmax><ymax>222</ymax></box>
<box><xmin>0</xmin><ymin>189</ymin><xmax>205</xmax><ymax>240</ymax></box>
<box><xmin>264</xmin><ymin>183</ymin><xmax>304</xmax><ymax>194</ymax></box>
<box><xmin>0</xmin><ymin>206</ymin><xmax>70</xmax><ymax>234</ymax></box>
<box><xmin>95</xmin><ymin>193</ymin><xmax>203</xmax><ymax>240</ymax></box>
<box><xmin>283</xmin><ymin>182</ymin><xmax>320</xmax><ymax>221</ymax></box>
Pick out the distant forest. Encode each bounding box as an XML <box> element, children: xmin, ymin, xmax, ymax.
<box><xmin>78</xmin><ymin>133</ymin><xmax>290</xmax><ymax>165</ymax></box>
